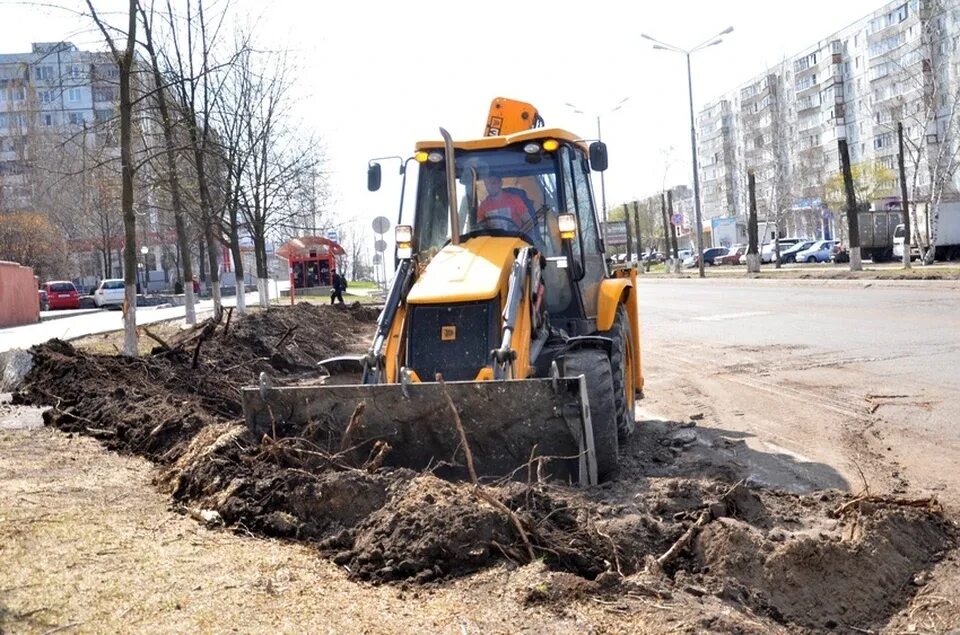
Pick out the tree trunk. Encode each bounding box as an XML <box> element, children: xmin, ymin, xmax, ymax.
<box><xmin>197</xmin><ymin>234</ymin><xmax>206</xmax><ymax>283</ymax></box>
<box><xmin>229</xmin><ymin>225</ymin><xmax>246</xmax><ymax>314</ymax></box>
<box><xmin>746</xmin><ymin>170</ymin><xmax>760</xmax><ymax>273</ymax></box>
<box><xmin>115</xmin><ymin>0</ymin><xmax>139</xmax><ymax>357</ymax></box>
<box><xmin>838</xmin><ymin>139</ymin><xmax>863</xmax><ymax>271</ymax></box>
<box><xmin>666</xmin><ymin>190</ymin><xmax>680</xmax><ymax>273</ymax></box>
<box><xmin>660</xmin><ymin>192</ymin><xmax>672</xmax><ymax>271</ymax></box>
<box><xmin>254</xmin><ymin>234</ymin><xmax>270</xmax><ymax>308</ymax></box>
<box><xmin>897</xmin><ymin>122</ymin><xmax>911</xmax><ymax>269</ymax></box>
<box><xmin>204</xmin><ymin>217</ymin><xmax>222</xmax><ymax>317</ymax></box>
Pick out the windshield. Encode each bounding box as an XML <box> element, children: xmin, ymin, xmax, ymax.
<box><xmin>894</xmin><ymin>224</ymin><xmax>905</xmax><ymax>238</ymax></box>
<box><xmin>413</xmin><ymin>147</ymin><xmax>562</xmax><ymax>257</ymax></box>
<box><xmin>102</xmin><ymin>280</ymin><xmax>124</xmax><ymax>290</ymax></box>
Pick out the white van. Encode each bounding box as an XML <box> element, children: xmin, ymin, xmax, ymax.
<box><xmin>892</xmin><ymin>224</ymin><xmax>919</xmax><ymax>259</ymax></box>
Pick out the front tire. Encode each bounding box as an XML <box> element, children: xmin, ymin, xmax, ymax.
<box><xmin>603</xmin><ymin>305</ymin><xmax>637</xmax><ymax>440</ymax></box>
<box><xmin>563</xmin><ymin>348</ymin><xmax>619</xmax><ymax>481</ymax></box>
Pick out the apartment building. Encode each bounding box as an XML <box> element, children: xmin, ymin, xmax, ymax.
<box><xmin>697</xmin><ymin>0</ymin><xmax>960</xmax><ymax>238</ymax></box>
<box><xmin>0</xmin><ymin>42</ymin><xmax>124</xmax><ymax>209</ymax></box>
<box><xmin>0</xmin><ymin>42</ymin><xmax>167</xmax><ymax>281</ymax></box>
<box><xmin>697</xmin><ymin>98</ymin><xmax>739</xmax><ymax>219</ymax></box>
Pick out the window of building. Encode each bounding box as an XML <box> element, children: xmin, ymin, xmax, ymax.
<box><xmin>68</xmin><ymin>112</ymin><xmax>84</xmax><ymax>125</ymax></box>
<box><xmin>41</xmin><ymin>113</ymin><xmax>54</xmax><ymax>126</ymax></box>
<box><xmin>0</xmin><ymin>160</ymin><xmax>24</xmax><ymax>175</ymax></box>
<box><xmin>69</xmin><ymin>64</ymin><xmax>84</xmax><ymax>79</ymax></box>
<box><xmin>39</xmin><ymin>90</ymin><xmax>55</xmax><ymax>103</ymax></box>
<box><xmin>94</xmin><ymin>108</ymin><xmax>114</xmax><ymax>124</ymax></box>
<box><xmin>33</xmin><ymin>65</ymin><xmax>54</xmax><ymax>81</ymax></box>
<box><xmin>93</xmin><ymin>87</ymin><xmax>115</xmax><ymax>102</ymax></box>
<box><xmin>68</xmin><ymin>87</ymin><xmax>82</xmax><ymax>102</ymax></box>
<box><xmin>874</xmin><ymin>133</ymin><xmax>893</xmax><ymax>149</ymax></box>
<box><xmin>10</xmin><ymin>87</ymin><xmax>24</xmax><ymax>101</ymax></box>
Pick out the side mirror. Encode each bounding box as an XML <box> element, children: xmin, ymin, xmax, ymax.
<box><xmin>367</xmin><ymin>163</ymin><xmax>382</xmax><ymax>192</ymax></box>
<box><xmin>589</xmin><ymin>141</ymin><xmax>608</xmax><ymax>172</ymax></box>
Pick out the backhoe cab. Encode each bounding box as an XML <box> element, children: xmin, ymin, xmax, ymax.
<box><xmin>243</xmin><ymin>98</ymin><xmax>643</xmax><ymax>486</ymax></box>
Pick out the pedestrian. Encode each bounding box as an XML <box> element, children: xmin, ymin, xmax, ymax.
<box><xmin>192</xmin><ymin>276</ymin><xmax>200</xmax><ymax>296</ymax></box>
<box><xmin>330</xmin><ymin>271</ymin><xmax>347</xmax><ymax>305</ymax></box>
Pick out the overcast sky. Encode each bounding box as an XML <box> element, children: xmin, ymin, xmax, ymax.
<box><xmin>1</xmin><ymin>0</ymin><xmax>890</xmax><ymax>241</ymax></box>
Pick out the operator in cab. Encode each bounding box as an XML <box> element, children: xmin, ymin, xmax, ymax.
<box><xmin>478</xmin><ymin>173</ymin><xmax>528</xmax><ymax>232</ymax></box>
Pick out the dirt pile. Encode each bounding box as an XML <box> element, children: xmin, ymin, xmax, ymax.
<box><xmin>14</xmin><ymin>303</ymin><xmax>374</xmax><ymax>460</ymax></box>
<box><xmin>12</xmin><ymin>305</ymin><xmax>957</xmax><ymax>633</ymax></box>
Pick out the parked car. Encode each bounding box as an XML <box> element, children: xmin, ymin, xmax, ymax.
<box><xmin>683</xmin><ymin>247</ymin><xmax>729</xmax><ymax>268</ymax></box>
<box><xmin>716</xmin><ymin>245</ymin><xmax>747</xmax><ymax>265</ymax></box>
<box><xmin>795</xmin><ymin>240</ymin><xmax>839</xmax><ymax>263</ymax></box>
<box><xmin>760</xmin><ymin>238</ymin><xmax>803</xmax><ymax>263</ymax></box>
<box><xmin>676</xmin><ymin>248</ymin><xmax>693</xmax><ymax>262</ymax></box>
<box><xmin>94</xmin><ymin>278</ymin><xmax>126</xmax><ymax>308</ymax></box>
<box><xmin>42</xmin><ymin>281</ymin><xmax>80</xmax><ymax>310</ymax></box>
<box><xmin>777</xmin><ymin>240</ymin><xmax>817</xmax><ymax>264</ymax></box>
<box><xmin>38</xmin><ymin>289</ymin><xmax>49</xmax><ymax>312</ymax></box>
<box><xmin>643</xmin><ymin>251</ymin><xmax>665</xmax><ymax>263</ymax></box>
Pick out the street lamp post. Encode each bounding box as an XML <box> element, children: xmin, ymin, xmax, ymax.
<box><xmin>641</xmin><ymin>27</ymin><xmax>733</xmax><ymax>279</ymax></box>
<box><xmin>565</xmin><ymin>97</ymin><xmax>631</xmax><ymax>225</ymax></box>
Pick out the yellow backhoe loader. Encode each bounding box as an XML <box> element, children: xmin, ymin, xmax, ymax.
<box><xmin>242</xmin><ymin>98</ymin><xmax>643</xmax><ymax>485</ymax></box>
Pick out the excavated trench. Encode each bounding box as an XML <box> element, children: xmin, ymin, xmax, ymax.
<box><xmin>12</xmin><ymin>303</ymin><xmax>955</xmax><ymax>633</ymax></box>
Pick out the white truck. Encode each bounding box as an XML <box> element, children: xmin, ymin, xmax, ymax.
<box><xmin>894</xmin><ymin>201</ymin><xmax>960</xmax><ymax>261</ymax></box>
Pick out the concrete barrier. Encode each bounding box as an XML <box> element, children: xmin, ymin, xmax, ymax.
<box><xmin>0</xmin><ymin>261</ymin><xmax>39</xmax><ymax>328</ymax></box>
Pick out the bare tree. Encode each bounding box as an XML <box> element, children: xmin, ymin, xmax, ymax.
<box><xmin>137</xmin><ymin>0</ymin><xmax>198</xmax><ymax>323</ymax></box>
<box><xmin>87</xmin><ymin>0</ymin><xmax>140</xmax><ymax>356</ymax></box>
<box><xmin>233</xmin><ymin>47</ymin><xmax>323</xmax><ymax>307</ymax></box>
<box><xmin>162</xmin><ymin>0</ymin><xmax>231</xmax><ymax>317</ymax></box>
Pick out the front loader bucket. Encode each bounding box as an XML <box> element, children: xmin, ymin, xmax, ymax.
<box><xmin>242</xmin><ymin>377</ymin><xmax>598</xmax><ymax>486</ymax></box>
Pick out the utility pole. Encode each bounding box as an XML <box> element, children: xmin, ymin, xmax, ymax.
<box><xmin>897</xmin><ymin>122</ymin><xmax>911</xmax><ymax>270</ymax></box>
<box><xmin>746</xmin><ymin>170</ymin><xmax>760</xmax><ymax>273</ymax></box>
<box><xmin>838</xmin><ymin>139</ymin><xmax>862</xmax><ymax>271</ymax></box>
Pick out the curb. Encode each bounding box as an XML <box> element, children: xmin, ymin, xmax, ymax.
<box><xmin>39</xmin><ymin>309</ymin><xmax>102</xmax><ymax>322</ymax></box>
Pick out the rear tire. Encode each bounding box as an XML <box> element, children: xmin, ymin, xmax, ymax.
<box><xmin>563</xmin><ymin>348</ymin><xmax>619</xmax><ymax>481</ymax></box>
<box><xmin>603</xmin><ymin>305</ymin><xmax>637</xmax><ymax>440</ymax></box>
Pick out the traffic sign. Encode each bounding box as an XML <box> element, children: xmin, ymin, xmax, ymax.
<box><xmin>671</xmin><ymin>213</ymin><xmax>683</xmax><ymax>225</ymax></box>
<box><xmin>374</xmin><ymin>239</ymin><xmax>387</xmax><ymax>253</ymax></box>
<box><xmin>372</xmin><ymin>253</ymin><xmax>382</xmax><ymax>265</ymax></box>
<box><xmin>372</xmin><ymin>216</ymin><xmax>391</xmax><ymax>235</ymax></box>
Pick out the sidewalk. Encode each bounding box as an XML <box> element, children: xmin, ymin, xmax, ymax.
<box><xmin>0</xmin><ymin>291</ymin><xmax>261</xmax><ymax>353</ymax></box>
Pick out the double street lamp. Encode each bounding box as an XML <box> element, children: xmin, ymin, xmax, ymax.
<box><xmin>641</xmin><ymin>27</ymin><xmax>733</xmax><ymax>279</ymax></box>
<box><xmin>564</xmin><ymin>96</ymin><xmax>631</xmax><ymax>224</ymax></box>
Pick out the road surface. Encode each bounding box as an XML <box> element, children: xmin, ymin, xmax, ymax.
<box><xmin>635</xmin><ymin>277</ymin><xmax>960</xmax><ymax>508</ymax></box>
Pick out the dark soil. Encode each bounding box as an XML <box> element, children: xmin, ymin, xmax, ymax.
<box><xmin>12</xmin><ymin>304</ymin><xmax>957</xmax><ymax>633</ymax></box>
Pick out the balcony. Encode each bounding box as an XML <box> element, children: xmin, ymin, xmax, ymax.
<box><xmin>796</xmin><ymin>94</ymin><xmax>820</xmax><ymax>112</ymax></box>
<box><xmin>795</xmin><ymin>75</ymin><xmax>820</xmax><ymax>95</ymax></box>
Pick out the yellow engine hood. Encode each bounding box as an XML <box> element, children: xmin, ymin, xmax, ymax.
<box><xmin>406</xmin><ymin>235</ymin><xmax>527</xmax><ymax>304</ymax></box>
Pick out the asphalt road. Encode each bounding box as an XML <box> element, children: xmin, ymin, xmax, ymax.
<box><xmin>635</xmin><ymin>277</ymin><xmax>960</xmax><ymax>506</ymax></box>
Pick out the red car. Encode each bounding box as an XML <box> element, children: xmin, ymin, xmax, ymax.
<box><xmin>42</xmin><ymin>280</ymin><xmax>80</xmax><ymax>310</ymax></box>
<box><xmin>716</xmin><ymin>245</ymin><xmax>747</xmax><ymax>265</ymax></box>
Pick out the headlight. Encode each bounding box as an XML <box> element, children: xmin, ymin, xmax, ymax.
<box><xmin>558</xmin><ymin>213</ymin><xmax>577</xmax><ymax>240</ymax></box>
